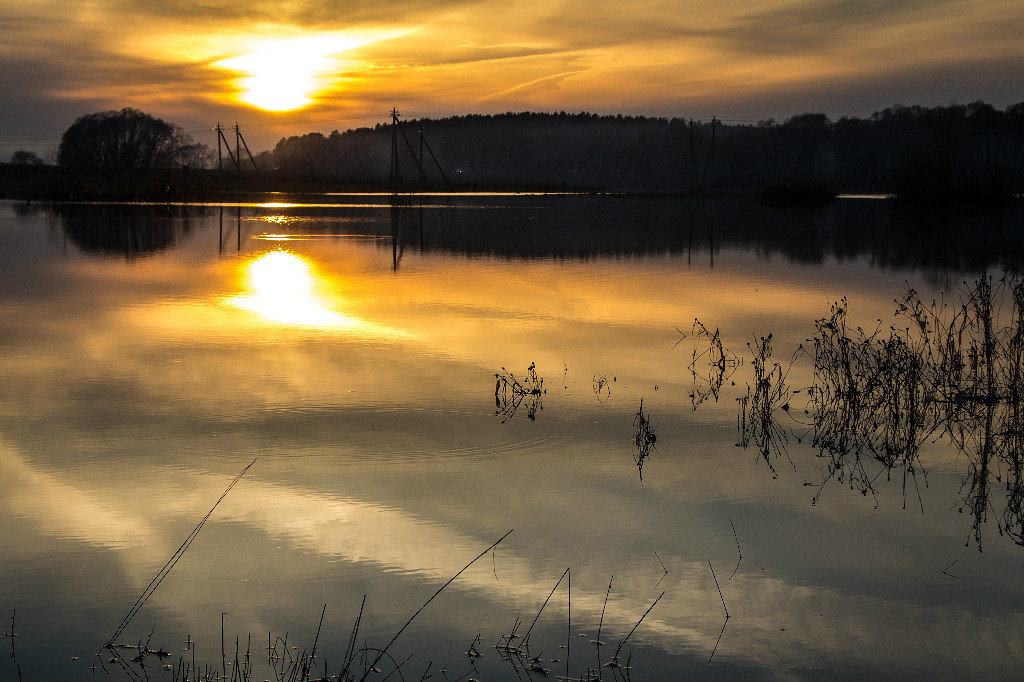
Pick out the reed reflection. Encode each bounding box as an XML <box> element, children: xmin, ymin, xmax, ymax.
<box><xmin>727</xmin><ymin>271</ymin><xmax>1024</xmax><ymax>551</ymax></box>
<box><xmin>687</xmin><ymin>319</ymin><xmax>739</xmax><ymax>410</ymax></box>
<box><xmin>633</xmin><ymin>399</ymin><xmax>658</xmax><ymax>481</ymax></box>
<box><xmin>808</xmin><ymin>296</ymin><xmax>936</xmax><ymax>509</ymax></box>
<box><xmin>735</xmin><ymin>335</ymin><xmax>804</xmax><ymax>480</ymax></box>
<box><xmin>494</xmin><ymin>363</ymin><xmax>545</xmax><ymax>423</ymax></box>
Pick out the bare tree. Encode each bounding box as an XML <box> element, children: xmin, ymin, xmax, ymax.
<box><xmin>58</xmin><ymin>108</ymin><xmax>206</xmax><ymax>170</ymax></box>
<box><xmin>9</xmin><ymin>150</ymin><xmax>45</xmax><ymax>165</ymax></box>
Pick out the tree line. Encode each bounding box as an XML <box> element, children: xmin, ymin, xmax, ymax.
<box><xmin>264</xmin><ymin>103</ymin><xmax>1024</xmax><ymax>197</ymax></box>
<box><xmin>6</xmin><ymin>101</ymin><xmax>1024</xmax><ymax>199</ymax></box>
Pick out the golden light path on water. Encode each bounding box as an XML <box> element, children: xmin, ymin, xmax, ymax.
<box><xmin>226</xmin><ymin>250</ymin><xmax>365</xmax><ymax>328</ymax></box>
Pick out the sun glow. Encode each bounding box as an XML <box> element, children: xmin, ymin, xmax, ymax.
<box><xmin>213</xmin><ymin>34</ymin><xmax>368</xmax><ymax>111</ymax></box>
<box><xmin>228</xmin><ymin>250</ymin><xmax>353</xmax><ymax>326</ymax></box>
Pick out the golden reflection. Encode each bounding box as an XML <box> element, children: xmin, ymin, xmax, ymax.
<box><xmin>227</xmin><ymin>250</ymin><xmax>355</xmax><ymax>326</ymax></box>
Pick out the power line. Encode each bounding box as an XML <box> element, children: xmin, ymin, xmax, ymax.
<box><xmin>229</xmin><ymin>113</ymin><xmax>387</xmax><ymax>130</ymax></box>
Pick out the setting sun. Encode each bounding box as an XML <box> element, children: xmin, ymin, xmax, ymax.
<box><xmin>213</xmin><ymin>34</ymin><xmax>371</xmax><ymax>111</ymax></box>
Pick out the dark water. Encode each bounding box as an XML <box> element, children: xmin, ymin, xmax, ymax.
<box><xmin>1</xmin><ymin>195</ymin><xmax>1023</xmax><ymax>682</ymax></box>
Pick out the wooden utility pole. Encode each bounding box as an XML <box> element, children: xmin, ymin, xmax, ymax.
<box><xmin>687</xmin><ymin>117</ymin><xmax>718</xmax><ymax>193</ymax></box>
<box><xmin>215</xmin><ymin>123</ymin><xmax>239</xmax><ymax>172</ymax></box>
<box><xmin>689</xmin><ymin>119</ymin><xmax>698</xmax><ymax>193</ymax></box>
<box><xmin>421</xmin><ymin>133</ymin><xmax>451</xmax><ymax>187</ymax></box>
<box><xmin>702</xmin><ymin>116</ymin><xmax>717</xmax><ymax>192</ymax></box>
<box><xmin>388</xmin><ymin>108</ymin><xmax>450</xmax><ymax>188</ymax></box>
<box><xmin>234</xmin><ymin>123</ymin><xmax>259</xmax><ymax>174</ymax></box>
<box><xmin>389</xmin><ymin>107</ymin><xmax>401</xmax><ymax>185</ymax></box>
<box><xmin>419</xmin><ymin>127</ymin><xmax>426</xmax><ymax>186</ymax></box>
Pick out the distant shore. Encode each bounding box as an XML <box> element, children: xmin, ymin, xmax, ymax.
<box><xmin>3</xmin><ymin>163</ymin><xmax>1022</xmax><ymax>206</ymax></box>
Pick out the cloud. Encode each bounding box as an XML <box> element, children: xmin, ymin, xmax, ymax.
<box><xmin>112</xmin><ymin>0</ymin><xmax>481</xmax><ymax>26</ymax></box>
<box><xmin>474</xmin><ymin>70</ymin><xmax>586</xmax><ymax>103</ymax></box>
<box><xmin>715</xmin><ymin>0</ymin><xmax>956</xmax><ymax>53</ymax></box>
<box><xmin>2</xmin><ymin>0</ymin><xmax>1024</xmax><ymax>155</ymax></box>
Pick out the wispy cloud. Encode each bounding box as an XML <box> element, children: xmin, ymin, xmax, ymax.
<box><xmin>474</xmin><ymin>70</ymin><xmax>586</xmax><ymax>103</ymax></box>
<box><xmin>2</xmin><ymin>0</ymin><xmax>1023</xmax><ymax>155</ymax></box>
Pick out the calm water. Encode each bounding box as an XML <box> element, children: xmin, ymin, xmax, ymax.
<box><xmin>1</xmin><ymin>195</ymin><xmax>1023</xmax><ymax>681</ymax></box>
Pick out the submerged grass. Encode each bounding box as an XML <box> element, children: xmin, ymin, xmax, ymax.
<box><xmin>688</xmin><ymin>318</ymin><xmax>740</xmax><ymax>410</ymax></box>
<box><xmin>714</xmin><ymin>269</ymin><xmax>1024</xmax><ymax>550</ymax></box>
<box><xmin>3</xmin><ymin>610</ymin><xmax>21</xmax><ymax>682</ymax></box>
<box><xmin>735</xmin><ymin>334</ymin><xmax>805</xmax><ymax>479</ymax></box>
<box><xmin>124</xmin><ymin>547</ymin><xmax>674</xmax><ymax>682</ymax></box>
<box><xmin>105</xmin><ymin>459</ymin><xmax>257</xmax><ymax>653</ymax></box>
<box><xmin>633</xmin><ymin>398</ymin><xmax>658</xmax><ymax>480</ymax></box>
<box><xmin>494</xmin><ymin>569</ymin><xmax>665</xmax><ymax>682</ymax></box>
<box><xmin>116</xmin><ymin>530</ymin><xmax>512</xmax><ymax>682</ymax></box>
<box><xmin>807</xmin><ymin>273</ymin><xmax>1024</xmax><ymax>548</ymax></box>
<box><xmin>495</xmin><ymin>362</ymin><xmax>546</xmax><ymax>422</ymax></box>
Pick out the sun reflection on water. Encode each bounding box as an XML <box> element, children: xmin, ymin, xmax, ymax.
<box><xmin>227</xmin><ymin>250</ymin><xmax>355</xmax><ymax>327</ymax></box>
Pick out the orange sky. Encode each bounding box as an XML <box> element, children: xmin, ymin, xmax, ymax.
<box><xmin>2</xmin><ymin>0</ymin><xmax>1023</xmax><ymax>157</ymax></box>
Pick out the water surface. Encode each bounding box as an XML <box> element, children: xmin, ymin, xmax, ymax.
<box><xmin>1</xmin><ymin>195</ymin><xmax>1023</xmax><ymax>681</ymax></box>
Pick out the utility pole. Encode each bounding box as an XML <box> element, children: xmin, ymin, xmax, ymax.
<box><xmin>389</xmin><ymin>107</ymin><xmax>401</xmax><ymax>186</ymax></box>
<box><xmin>687</xmin><ymin>117</ymin><xmax>718</xmax><ymax>193</ymax></box>
<box><xmin>689</xmin><ymin>119</ymin><xmax>698</xmax><ymax>193</ymax></box>
<box><xmin>387</xmin><ymin>108</ymin><xmax>450</xmax><ymax>188</ymax></box>
<box><xmin>214</xmin><ymin>123</ymin><xmax>239</xmax><ymax>172</ymax></box>
<box><xmin>701</xmin><ymin>116</ymin><xmax>717</xmax><ymax>193</ymax></box>
<box><xmin>419</xmin><ymin>127</ymin><xmax>426</xmax><ymax>187</ymax></box>
<box><xmin>234</xmin><ymin>123</ymin><xmax>259</xmax><ymax>174</ymax></box>
<box><xmin>215</xmin><ymin>123</ymin><xmax>222</xmax><ymax>171</ymax></box>
<box><xmin>421</xmin><ymin>133</ymin><xmax>451</xmax><ymax>187</ymax></box>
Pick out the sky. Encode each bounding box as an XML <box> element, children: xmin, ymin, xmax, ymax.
<box><xmin>2</xmin><ymin>0</ymin><xmax>1023</xmax><ymax>158</ymax></box>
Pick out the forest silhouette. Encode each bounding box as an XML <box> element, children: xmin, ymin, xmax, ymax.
<box><xmin>265</xmin><ymin>102</ymin><xmax>1024</xmax><ymax>198</ymax></box>
<box><xmin>3</xmin><ymin>101</ymin><xmax>1024</xmax><ymax>200</ymax></box>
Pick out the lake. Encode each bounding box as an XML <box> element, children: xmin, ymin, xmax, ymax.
<box><xmin>1</xmin><ymin>194</ymin><xmax>1023</xmax><ymax>681</ymax></box>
